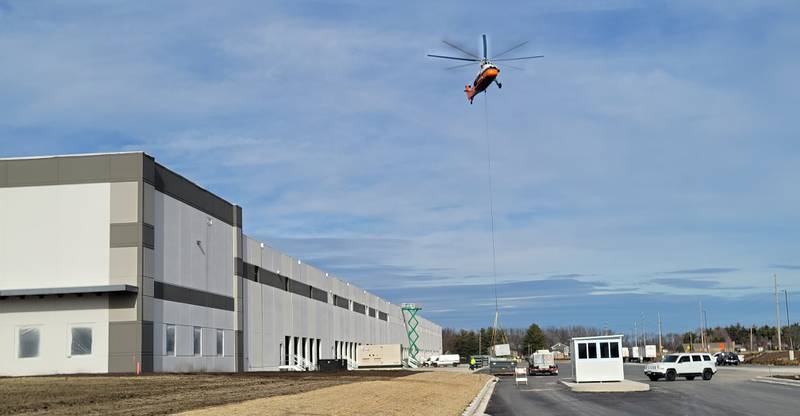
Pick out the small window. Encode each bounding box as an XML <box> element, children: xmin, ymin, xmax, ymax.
<box><xmin>166</xmin><ymin>324</ymin><xmax>176</xmax><ymax>356</ymax></box>
<box><xmin>368</xmin><ymin>308</ymin><xmax>376</xmax><ymax>317</ymax></box>
<box><xmin>703</xmin><ymin>355</ymin><xmax>711</xmax><ymax>361</ymax></box>
<box><xmin>578</xmin><ymin>343</ymin><xmax>588</xmax><ymax>359</ymax></box>
<box><xmin>691</xmin><ymin>355</ymin><xmax>701</xmax><ymax>362</ymax></box>
<box><xmin>217</xmin><ymin>329</ymin><xmax>224</xmax><ymax>357</ymax></box>
<box><xmin>610</xmin><ymin>342</ymin><xmax>620</xmax><ymax>358</ymax></box>
<box><xmin>678</xmin><ymin>356</ymin><xmax>690</xmax><ymax>363</ymax></box>
<box><xmin>18</xmin><ymin>327</ymin><xmax>40</xmax><ymax>358</ymax></box>
<box><xmin>600</xmin><ymin>342</ymin><xmax>610</xmax><ymax>358</ymax></box>
<box><xmin>193</xmin><ymin>327</ymin><xmax>202</xmax><ymax>356</ymax></box>
<box><xmin>378</xmin><ymin>311</ymin><xmax>388</xmax><ymax>321</ymax></box>
<box><xmin>588</xmin><ymin>343</ymin><xmax>597</xmax><ymax>359</ymax></box>
<box><xmin>70</xmin><ymin>327</ymin><xmax>93</xmax><ymax>356</ymax></box>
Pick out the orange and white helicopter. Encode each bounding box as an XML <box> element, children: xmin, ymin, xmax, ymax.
<box><xmin>428</xmin><ymin>34</ymin><xmax>543</xmax><ymax>104</ymax></box>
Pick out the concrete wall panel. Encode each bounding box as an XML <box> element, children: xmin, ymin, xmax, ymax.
<box><xmin>0</xmin><ymin>183</ymin><xmax>111</xmax><ymax>290</ymax></box>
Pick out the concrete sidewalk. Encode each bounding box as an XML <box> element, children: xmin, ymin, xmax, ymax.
<box><xmin>559</xmin><ymin>378</ymin><xmax>650</xmax><ymax>392</ymax></box>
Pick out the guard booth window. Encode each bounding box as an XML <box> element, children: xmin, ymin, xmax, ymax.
<box><xmin>600</xmin><ymin>342</ymin><xmax>610</xmax><ymax>358</ymax></box>
<box><xmin>587</xmin><ymin>343</ymin><xmax>597</xmax><ymax>359</ymax></box>
<box><xmin>578</xmin><ymin>342</ymin><xmax>587</xmax><ymax>359</ymax></box>
<box><xmin>610</xmin><ymin>342</ymin><xmax>620</xmax><ymax>358</ymax></box>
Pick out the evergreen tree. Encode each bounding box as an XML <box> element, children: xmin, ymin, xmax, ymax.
<box><xmin>522</xmin><ymin>323</ymin><xmax>546</xmax><ymax>354</ymax></box>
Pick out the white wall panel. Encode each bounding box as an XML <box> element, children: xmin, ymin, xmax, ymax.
<box><xmin>0</xmin><ymin>296</ymin><xmax>109</xmax><ymax>376</ymax></box>
<box><xmin>0</xmin><ymin>183</ymin><xmax>111</xmax><ymax>290</ymax></box>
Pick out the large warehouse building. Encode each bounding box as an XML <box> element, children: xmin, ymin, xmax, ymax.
<box><xmin>0</xmin><ymin>152</ymin><xmax>442</xmax><ymax>376</ymax></box>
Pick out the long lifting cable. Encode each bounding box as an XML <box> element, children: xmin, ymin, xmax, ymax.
<box><xmin>484</xmin><ymin>91</ymin><xmax>502</xmax><ymax>347</ymax></box>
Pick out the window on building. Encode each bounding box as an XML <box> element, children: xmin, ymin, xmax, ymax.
<box><xmin>311</xmin><ymin>287</ymin><xmax>328</xmax><ymax>303</ymax></box>
<box><xmin>352</xmin><ymin>302</ymin><xmax>366</xmax><ymax>314</ymax></box>
<box><xmin>216</xmin><ymin>329</ymin><xmax>224</xmax><ymax>357</ymax></box>
<box><xmin>166</xmin><ymin>324</ymin><xmax>176</xmax><ymax>356</ymax></box>
<box><xmin>578</xmin><ymin>343</ymin><xmax>587</xmax><ymax>359</ymax></box>
<box><xmin>587</xmin><ymin>342</ymin><xmax>597</xmax><ymax>359</ymax></box>
<box><xmin>599</xmin><ymin>342</ymin><xmax>610</xmax><ymax>358</ymax></box>
<box><xmin>378</xmin><ymin>311</ymin><xmax>388</xmax><ymax>321</ymax></box>
<box><xmin>610</xmin><ymin>342</ymin><xmax>620</xmax><ymax>358</ymax></box>
<box><xmin>193</xmin><ymin>327</ymin><xmax>202</xmax><ymax>356</ymax></box>
<box><xmin>368</xmin><ymin>308</ymin><xmax>376</xmax><ymax>317</ymax></box>
<box><xmin>18</xmin><ymin>327</ymin><xmax>40</xmax><ymax>358</ymax></box>
<box><xmin>334</xmin><ymin>295</ymin><xmax>350</xmax><ymax>309</ymax></box>
<box><xmin>70</xmin><ymin>327</ymin><xmax>93</xmax><ymax>356</ymax></box>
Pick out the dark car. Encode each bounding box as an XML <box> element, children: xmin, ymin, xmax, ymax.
<box><xmin>723</xmin><ymin>352</ymin><xmax>740</xmax><ymax>366</ymax></box>
<box><xmin>715</xmin><ymin>351</ymin><xmax>740</xmax><ymax>366</ymax></box>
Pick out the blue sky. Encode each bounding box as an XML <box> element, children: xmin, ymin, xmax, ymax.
<box><xmin>2</xmin><ymin>1</ymin><xmax>800</xmax><ymax>335</ymax></box>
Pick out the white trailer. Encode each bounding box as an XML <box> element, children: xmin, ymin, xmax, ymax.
<box><xmin>356</xmin><ymin>344</ymin><xmax>404</xmax><ymax>368</ymax></box>
<box><xmin>643</xmin><ymin>345</ymin><xmax>657</xmax><ymax>362</ymax></box>
<box><xmin>629</xmin><ymin>346</ymin><xmax>642</xmax><ymax>363</ymax></box>
<box><xmin>528</xmin><ymin>350</ymin><xmax>558</xmax><ymax>375</ymax></box>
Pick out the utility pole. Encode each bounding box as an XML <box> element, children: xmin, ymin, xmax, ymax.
<box><xmin>658</xmin><ymin>312</ymin><xmax>663</xmax><ymax>356</ymax></box>
<box><xmin>775</xmin><ymin>275</ymin><xmax>782</xmax><ymax>351</ymax></box>
<box><xmin>699</xmin><ymin>301</ymin><xmax>705</xmax><ymax>352</ymax></box>
<box><xmin>785</xmin><ymin>290</ymin><xmax>790</xmax><ymax>327</ymax></box>
<box><xmin>749</xmin><ymin>325</ymin><xmax>754</xmax><ymax>352</ymax></box>
<box><xmin>478</xmin><ymin>330</ymin><xmax>482</xmax><ymax>356</ymax></box>
<box><xmin>703</xmin><ymin>310</ymin><xmax>709</xmax><ymax>352</ymax></box>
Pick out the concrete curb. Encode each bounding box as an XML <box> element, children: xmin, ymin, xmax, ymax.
<box><xmin>462</xmin><ymin>376</ymin><xmax>498</xmax><ymax>416</ymax></box>
<box><xmin>750</xmin><ymin>376</ymin><xmax>800</xmax><ymax>388</ymax></box>
<box><xmin>558</xmin><ymin>379</ymin><xmax>650</xmax><ymax>393</ymax></box>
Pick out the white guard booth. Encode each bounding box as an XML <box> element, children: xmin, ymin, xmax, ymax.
<box><xmin>571</xmin><ymin>335</ymin><xmax>624</xmax><ymax>383</ymax></box>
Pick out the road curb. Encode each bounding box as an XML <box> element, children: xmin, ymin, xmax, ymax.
<box><xmin>462</xmin><ymin>376</ymin><xmax>498</xmax><ymax>416</ymax></box>
<box><xmin>750</xmin><ymin>376</ymin><xmax>800</xmax><ymax>388</ymax></box>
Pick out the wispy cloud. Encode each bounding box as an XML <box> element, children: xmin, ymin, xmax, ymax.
<box><xmin>659</xmin><ymin>268</ymin><xmax>740</xmax><ymax>275</ymax></box>
<box><xmin>1</xmin><ymin>1</ymin><xmax>798</xmax><ymax>330</ymax></box>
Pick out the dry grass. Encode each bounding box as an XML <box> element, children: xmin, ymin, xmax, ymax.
<box><xmin>180</xmin><ymin>371</ymin><xmax>492</xmax><ymax>416</ymax></box>
<box><xmin>0</xmin><ymin>371</ymin><xmax>412</xmax><ymax>416</ymax></box>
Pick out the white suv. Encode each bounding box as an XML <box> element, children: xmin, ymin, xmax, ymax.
<box><xmin>644</xmin><ymin>353</ymin><xmax>717</xmax><ymax>381</ymax></box>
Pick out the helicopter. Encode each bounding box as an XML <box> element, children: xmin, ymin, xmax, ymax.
<box><xmin>428</xmin><ymin>34</ymin><xmax>543</xmax><ymax>104</ymax></box>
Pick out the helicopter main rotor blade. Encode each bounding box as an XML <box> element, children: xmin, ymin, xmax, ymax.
<box><xmin>446</xmin><ymin>62</ymin><xmax>478</xmax><ymax>70</ymax></box>
<box><xmin>492</xmin><ymin>41</ymin><xmax>529</xmax><ymax>59</ymax></box>
<box><xmin>441</xmin><ymin>40</ymin><xmax>481</xmax><ymax>59</ymax></box>
<box><xmin>493</xmin><ymin>55</ymin><xmax>544</xmax><ymax>62</ymax></box>
<box><xmin>482</xmin><ymin>34</ymin><xmax>488</xmax><ymax>59</ymax></box>
<box><xmin>501</xmin><ymin>63</ymin><xmax>525</xmax><ymax>70</ymax></box>
<box><xmin>427</xmin><ymin>54</ymin><xmax>480</xmax><ymax>62</ymax></box>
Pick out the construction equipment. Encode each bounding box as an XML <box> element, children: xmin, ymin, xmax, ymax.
<box><xmin>401</xmin><ymin>303</ymin><xmax>422</xmax><ymax>367</ymax></box>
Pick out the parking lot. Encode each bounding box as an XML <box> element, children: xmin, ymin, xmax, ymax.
<box><xmin>484</xmin><ymin>363</ymin><xmax>799</xmax><ymax>416</ymax></box>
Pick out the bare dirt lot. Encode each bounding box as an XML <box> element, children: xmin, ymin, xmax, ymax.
<box><xmin>0</xmin><ymin>371</ymin><xmax>413</xmax><ymax>416</ymax></box>
<box><xmin>180</xmin><ymin>371</ymin><xmax>492</xmax><ymax>416</ymax></box>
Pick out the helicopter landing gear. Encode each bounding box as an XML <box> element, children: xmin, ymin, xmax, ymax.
<box><xmin>495</xmin><ymin>80</ymin><xmax>502</xmax><ymax>89</ymax></box>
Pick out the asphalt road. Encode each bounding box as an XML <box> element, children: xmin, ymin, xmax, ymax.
<box><xmin>484</xmin><ymin>363</ymin><xmax>799</xmax><ymax>415</ymax></box>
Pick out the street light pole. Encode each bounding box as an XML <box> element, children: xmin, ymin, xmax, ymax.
<box><xmin>784</xmin><ymin>290</ymin><xmax>790</xmax><ymax>327</ymax></box>
<box><xmin>774</xmin><ymin>274</ymin><xmax>782</xmax><ymax>351</ymax></box>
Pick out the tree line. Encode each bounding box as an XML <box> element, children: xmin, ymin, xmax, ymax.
<box><xmin>442</xmin><ymin>324</ymin><xmax>608</xmax><ymax>358</ymax></box>
<box><xmin>442</xmin><ymin>323</ymin><xmax>800</xmax><ymax>357</ymax></box>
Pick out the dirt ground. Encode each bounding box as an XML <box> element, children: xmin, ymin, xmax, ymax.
<box><xmin>180</xmin><ymin>371</ymin><xmax>492</xmax><ymax>416</ymax></box>
<box><xmin>0</xmin><ymin>371</ymin><xmax>412</xmax><ymax>416</ymax></box>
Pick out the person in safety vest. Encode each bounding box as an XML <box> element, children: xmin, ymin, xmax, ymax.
<box><xmin>469</xmin><ymin>356</ymin><xmax>477</xmax><ymax>370</ymax></box>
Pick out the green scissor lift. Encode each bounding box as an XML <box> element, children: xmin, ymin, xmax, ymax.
<box><xmin>401</xmin><ymin>303</ymin><xmax>422</xmax><ymax>367</ymax></box>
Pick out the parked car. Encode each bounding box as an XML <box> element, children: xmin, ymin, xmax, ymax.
<box><xmin>644</xmin><ymin>353</ymin><xmax>717</xmax><ymax>381</ymax></box>
<box><xmin>421</xmin><ymin>355</ymin><xmax>439</xmax><ymax>367</ymax></box>
<box><xmin>714</xmin><ymin>351</ymin><xmax>741</xmax><ymax>366</ymax></box>
<box><xmin>429</xmin><ymin>354</ymin><xmax>460</xmax><ymax>367</ymax></box>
